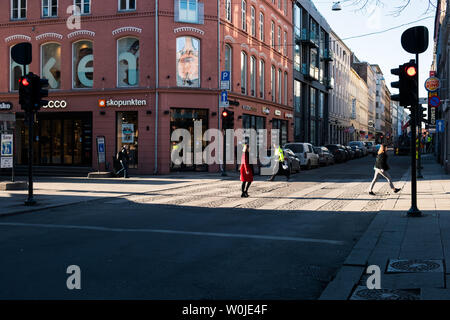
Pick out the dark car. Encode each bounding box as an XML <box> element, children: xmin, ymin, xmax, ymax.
<box><xmin>344</xmin><ymin>146</ymin><xmax>355</xmax><ymax>159</ymax></box>
<box><xmin>314</xmin><ymin>146</ymin><xmax>335</xmax><ymax>166</ymax></box>
<box><xmin>350</xmin><ymin>145</ymin><xmax>363</xmax><ymax>158</ymax></box>
<box><xmin>325</xmin><ymin>144</ymin><xmax>346</xmax><ymax>163</ymax></box>
<box><xmin>283</xmin><ymin>148</ymin><xmax>301</xmax><ymax>173</ymax></box>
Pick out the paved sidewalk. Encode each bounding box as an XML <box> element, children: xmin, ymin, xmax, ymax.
<box><xmin>320</xmin><ymin>154</ymin><xmax>450</xmax><ymax>300</ymax></box>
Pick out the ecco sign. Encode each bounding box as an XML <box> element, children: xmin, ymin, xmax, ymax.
<box><xmin>43</xmin><ymin>100</ymin><xmax>68</xmax><ymax>109</ymax></box>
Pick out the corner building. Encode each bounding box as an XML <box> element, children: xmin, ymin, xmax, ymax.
<box><xmin>0</xmin><ymin>0</ymin><xmax>293</xmax><ymax>175</ymax></box>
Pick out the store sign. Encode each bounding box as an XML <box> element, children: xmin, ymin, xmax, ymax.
<box><xmin>424</xmin><ymin>76</ymin><xmax>440</xmax><ymax>92</ymax></box>
<box><xmin>0</xmin><ymin>102</ymin><xmax>13</xmax><ymax>110</ymax></box>
<box><xmin>274</xmin><ymin>110</ymin><xmax>282</xmax><ymax>116</ymax></box>
<box><xmin>285</xmin><ymin>113</ymin><xmax>293</xmax><ymax>119</ymax></box>
<box><xmin>43</xmin><ymin>100</ymin><xmax>68</xmax><ymax>109</ymax></box>
<box><xmin>99</xmin><ymin>99</ymin><xmax>147</xmax><ymax>108</ymax></box>
<box><xmin>242</xmin><ymin>105</ymin><xmax>257</xmax><ymax>112</ymax></box>
<box><xmin>262</xmin><ymin>107</ymin><xmax>270</xmax><ymax>115</ymax></box>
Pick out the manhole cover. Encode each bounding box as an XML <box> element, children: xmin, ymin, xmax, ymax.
<box><xmin>387</xmin><ymin>259</ymin><xmax>444</xmax><ymax>273</ymax></box>
<box><xmin>350</xmin><ymin>286</ymin><xmax>419</xmax><ymax>300</ymax></box>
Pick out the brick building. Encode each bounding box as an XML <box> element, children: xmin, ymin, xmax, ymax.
<box><xmin>0</xmin><ymin>0</ymin><xmax>293</xmax><ymax>175</ymax></box>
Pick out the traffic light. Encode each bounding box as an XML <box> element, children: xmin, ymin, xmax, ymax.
<box><xmin>221</xmin><ymin>109</ymin><xmax>234</xmax><ymax>129</ymax></box>
<box><xmin>19</xmin><ymin>74</ymin><xmax>34</xmax><ymax>111</ymax></box>
<box><xmin>32</xmin><ymin>76</ymin><xmax>49</xmax><ymax>110</ymax></box>
<box><xmin>390</xmin><ymin>60</ymin><xmax>418</xmax><ymax>107</ymax></box>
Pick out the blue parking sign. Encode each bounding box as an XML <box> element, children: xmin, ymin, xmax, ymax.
<box><xmin>221</xmin><ymin>71</ymin><xmax>230</xmax><ymax>81</ymax></box>
<box><xmin>221</xmin><ymin>71</ymin><xmax>230</xmax><ymax>90</ymax></box>
<box><xmin>437</xmin><ymin>120</ymin><xmax>445</xmax><ymax>133</ymax></box>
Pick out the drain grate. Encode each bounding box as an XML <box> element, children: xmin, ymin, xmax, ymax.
<box><xmin>387</xmin><ymin>259</ymin><xmax>444</xmax><ymax>273</ymax></box>
<box><xmin>350</xmin><ymin>286</ymin><xmax>420</xmax><ymax>300</ymax></box>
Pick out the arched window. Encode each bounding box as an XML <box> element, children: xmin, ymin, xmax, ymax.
<box><xmin>225</xmin><ymin>0</ymin><xmax>231</xmax><ymax>21</ymax></box>
<box><xmin>73</xmin><ymin>40</ymin><xmax>93</xmax><ymax>88</ymax></box>
<box><xmin>41</xmin><ymin>42</ymin><xmax>61</xmax><ymax>89</ymax></box>
<box><xmin>240</xmin><ymin>51</ymin><xmax>247</xmax><ymax>94</ymax></box>
<box><xmin>117</xmin><ymin>37</ymin><xmax>140</xmax><ymax>87</ymax></box>
<box><xmin>250</xmin><ymin>56</ymin><xmax>256</xmax><ymax>97</ymax></box>
<box><xmin>176</xmin><ymin>36</ymin><xmax>200</xmax><ymax>87</ymax></box>
<box><xmin>259</xmin><ymin>59</ymin><xmax>265</xmax><ymax>98</ymax></box>
<box><xmin>225</xmin><ymin>44</ymin><xmax>232</xmax><ymax>89</ymax></box>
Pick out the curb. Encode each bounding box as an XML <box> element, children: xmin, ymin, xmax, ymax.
<box><xmin>319</xmin><ymin>167</ymin><xmax>411</xmax><ymax>300</ymax></box>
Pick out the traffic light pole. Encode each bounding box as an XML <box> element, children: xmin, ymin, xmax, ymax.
<box><xmin>25</xmin><ymin>110</ymin><xmax>35</xmax><ymax>206</ymax></box>
<box><xmin>408</xmin><ymin>53</ymin><xmax>421</xmax><ymax>217</ymax></box>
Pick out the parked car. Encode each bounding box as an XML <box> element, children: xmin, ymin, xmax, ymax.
<box><xmin>283</xmin><ymin>148</ymin><xmax>301</xmax><ymax>173</ymax></box>
<box><xmin>344</xmin><ymin>146</ymin><xmax>356</xmax><ymax>159</ymax></box>
<box><xmin>325</xmin><ymin>144</ymin><xmax>346</xmax><ymax>163</ymax></box>
<box><xmin>314</xmin><ymin>146</ymin><xmax>335</xmax><ymax>166</ymax></box>
<box><xmin>364</xmin><ymin>141</ymin><xmax>374</xmax><ymax>154</ymax></box>
<box><xmin>284</xmin><ymin>142</ymin><xmax>319</xmax><ymax>170</ymax></box>
<box><xmin>350</xmin><ymin>145</ymin><xmax>363</xmax><ymax>158</ymax></box>
<box><xmin>349</xmin><ymin>141</ymin><xmax>368</xmax><ymax>156</ymax></box>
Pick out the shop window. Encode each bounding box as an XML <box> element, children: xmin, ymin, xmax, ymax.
<box><xmin>41</xmin><ymin>43</ymin><xmax>61</xmax><ymax>89</ymax></box>
<box><xmin>119</xmin><ymin>0</ymin><xmax>136</xmax><ymax>11</ymax></box>
<box><xmin>11</xmin><ymin>0</ymin><xmax>27</xmax><ymax>19</ymax></box>
<box><xmin>117</xmin><ymin>37</ymin><xmax>140</xmax><ymax>87</ymax></box>
<box><xmin>10</xmin><ymin>44</ymin><xmax>28</xmax><ymax>91</ymax></box>
<box><xmin>117</xmin><ymin>111</ymin><xmax>138</xmax><ymax>168</ymax></box>
<box><xmin>74</xmin><ymin>0</ymin><xmax>90</xmax><ymax>14</ymax></box>
<box><xmin>42</xmin><ymin>0</ymin><xmax>57</xmax><ymax>17</ymax></box>
<box><xmin>73</xmin><ymin>40</ymin><xmax>93</xmax><ymax>88</ymax></box>
<box><xmin>176</xmin><ymin>36</ymin><xmax>200</xmax><ymax>87</ymax></box>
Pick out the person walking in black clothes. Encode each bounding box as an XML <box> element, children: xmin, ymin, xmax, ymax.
<box><xmin>116</xmin><ymin>145</ymin><xmax>129</xmax><ymax>178</ymax></box>
<box><xmin>369</xmin><ymin>144</ymin><xmax>400</xmax><ymax>195</ymax></box>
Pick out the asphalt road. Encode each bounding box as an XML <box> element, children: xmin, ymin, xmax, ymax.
<box><xmin>0</xmin><ymin>153</ymin><xmax>410</xmax><ymax>299</ymax></box>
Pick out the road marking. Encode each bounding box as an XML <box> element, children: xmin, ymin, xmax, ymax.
<box><xmin>0</xmin><ymin>222</ymin><xmax>346</xmax><ymax>245</ymax></box>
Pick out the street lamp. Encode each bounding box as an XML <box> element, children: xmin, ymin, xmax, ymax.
<box><xmin>332</xmin><ymin>2</ymin><xmax>342</xmax><ymax>11</ymax></box>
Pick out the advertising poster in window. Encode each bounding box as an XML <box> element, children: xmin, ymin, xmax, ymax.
<box><xmin>176</xmin><ymin>37</ymin><xmax>200</xmax><ymax>87</ymax></box>
<box><xmin>118</xmin><ymin>38</ymin><xmax>140</xmax><ymax>87</ymax></box>
<box><xmin>122</xmin><ymin>124</ymin><xmax>134</xmax><ymax>143</ymax></box>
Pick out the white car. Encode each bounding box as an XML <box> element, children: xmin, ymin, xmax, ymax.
<box><xmin>349</xmin><ymin>141</ymin><xmax>368</xmax><ymax>156</ymax></box>
<box><xmin>283</xmin><ymin>142</ymin><xmax>319</xmax><ymax>170</ymax></box>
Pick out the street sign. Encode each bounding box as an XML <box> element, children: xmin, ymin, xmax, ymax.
<box><xmin>220</xmin><ymin>71</ymin><xmax>230</xmax><ymax>90</ymax></box>
<box><xmin>424</xmin><ymin>76</ymin><xmax>440</xmax><ymax>92</ymax></box>
<box><xmin>1</xmin><ymin>134</ymin><xmax>13</xmax><ymax>157</ymax></box>
<box><xmin>220</xmin><ymin>91</ymin><xmax>229</xmax><ymax>107</ymax></box>
<box><xmin>96</xmin><ymin>136</ymin><xmax>106</xmax><ymax>163</ymax></box>
<box><xmin>1</xmin><ymin>157</ymin><xmax>13</xmax><ymax>169</ymax></box>
<box><xmin>436</xmin><ymin>120</ymin><xmax>445</xmax><ymax>133</ymax></box>
<box><xmin>429</xmin><ymin>96</ymin><xmax>441</xmax><ymax>108</ymax></box>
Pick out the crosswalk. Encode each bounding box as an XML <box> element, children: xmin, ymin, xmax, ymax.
<box><xmin>104</xmin><ymin>178</ymin><xmax>395</xmax><ymax>213</ymax></box>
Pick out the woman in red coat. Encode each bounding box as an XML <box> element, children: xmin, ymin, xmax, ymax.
<box><xmin>240</xmin><ymin>143</ymin><xmax>253</xmax><ymax>197</ymax></box>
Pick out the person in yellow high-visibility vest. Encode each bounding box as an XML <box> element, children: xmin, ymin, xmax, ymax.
<box><xmin>268</xmin><ymin>143</ymin><xmax>290</xmax><ymax>181</ymax></box>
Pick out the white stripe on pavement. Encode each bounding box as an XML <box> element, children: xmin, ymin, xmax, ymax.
<box><xmin>0</xmin><ymin>222</ymin><xmax>346</xmax><ymax>245</ymax></box>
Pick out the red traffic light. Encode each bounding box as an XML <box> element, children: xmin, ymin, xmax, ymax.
<box><xmin>222</xmin><ymin>111</ymin><xmax>228</xmax><ymax>117</ymax></box>
<box><xmin>21</xmin><ymin>78</ymin><xmax>30</xmax><ymax>86</ymax></box>
<box><xmin>405</xmin><ymin>65</ymin><xmax>417</xmax><ymax>77</ymax></box>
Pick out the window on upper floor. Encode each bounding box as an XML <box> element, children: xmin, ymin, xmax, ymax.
<box><xmin>278</xmin><ymin>69</ymin><xmax>282</xmax><ymax>104</ymax></box>
<box><xmin>294</xmin><ymin>4</ymin><xmax>301</xmax><ymax>38</ymax></box>
<box><xmin>74</xmin><ymin>0</ymin><xmax>91</xmax><ymax>14</ymax></box>
<box><xmin>250</xmin><ymin>56</ymin><xmax>256</xmax><ymax>97</ymax></box>
<box><xmin>270</xmin><ymin>21</ymin><xmax>275</xmax><ymax>48</ymax></box>
<box><xmin>241</xmin><ymin>0</ymin><xmax>247</xmax><ymax>31</ymax></box>
<box><xmin>277</xmin><ymin>26</ymin><xmax>281</xmax><ymax>53</ymax></box>
<box><xmin>119</xmin><ymin>0</ymin><xmax>136</xmax><ymax>11</ymax></box>
<box><xmin>294</xmin><ymin>44</ymin><xmax>301</xmax><ymax>71</ymax></box>
<box><xmin>175</xmin><ymin>0</ymin><xmax>204</xmax><ymax>24</ymax></box>
<box><xmin>11</xmin><ymin>0</ymin><xmax>27</xmax><ymax>19</ymax></box>
<box><xmin>10</xmin><ymin>44</ymin><xmax>28</xmax><ymax>91</ymax></box>
<box><xmin>225</xmin><ymin>44</ymin><xmax>232</xmax><ymax>88</ymax></box>
<box><xmin>284</xmin><ymin>0</ymin><xmax>287</xmax><ymax>15</ymax></box>
<box><xmin>294</xmin><ymin>80</ymin><xmax>301</xmax><ymax>113</ymax></box>
<box><xmin>271</xmin><ymin>66</ymin><xmax>276</xmax><ymax>102</ymax></box>
<box><xmin>259</xmin><ymin>59</ymin><xmax>265</xmax><ymax>99</ymax></box>
<box><xmin>225</xmin><ymin>0</ymin><xmax>231</xmax><ymax>22</ymax></box>
<box><xmin>73</xmin><ymin>40</ymin><xmax>94</xmax><ymax>88</ymax></box>
<box><xmin>284</xmin><ymin>72</ymin><xmax>288</xmax><ymax>105</ymax></box>
<box><xmin>259</xmin><ymin>12</ymin><xmax>264</xmax><ymax>42</ymax></box>
<box><xmin>283</xmin><ymin>31</ymin><xmax>287</xmax><ymax>56</ymax></box>
<box><xmin>250</xmin><ymin>6</ymin><xmax>256</xmax><ymax>37</ymax></box>
<box><xmin>41</xmin><ymin>42</ymin><xmax>61</xmax><ymax>89</ymax></box>
<box><xmin>118</xmin><ymin>37</ymin><xmax>140</xmax><ymax>87</ymax></box>
<box><xmin>176</xmin><ymin>36</ymin><xmax>200</xmax><ymax>87</ymax></box>
<box><xmin>42</xmin><ymin>0</ymin><xmax>58</xmax><ymax>17</ymax></box>
<box><xmin>241</xmin><ymin>51</ymin><xmax>248</xmax><ymax>94</ymax></box>
<box><xmin>278</xmin><ymin>0</ymin><xmax>281</xmax><ymax>9</ymax></box>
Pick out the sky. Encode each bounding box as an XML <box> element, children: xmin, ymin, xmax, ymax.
<box><xmin>312</xmin><ymin>0</ymin><xmax>436</xmax><ymax>99</ymax></box>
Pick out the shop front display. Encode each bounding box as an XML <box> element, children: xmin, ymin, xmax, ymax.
<box><xmin>116</xmin><ymin>111</ymin><xmax>139</xmax><ymax>168</ymax></box>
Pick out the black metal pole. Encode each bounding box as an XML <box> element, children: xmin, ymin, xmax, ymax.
<box><xmin>25</xmin><ymin>110</ymin><xmax>35</xmax><ymax>206</ymax></box>
<box><xmin>221</xmin><ymin>128</ymin><xmax>227</xmax><ymax>177</ymax></box>
<box><xmin>408</xmin><ymin>54</ymin><xmax>421</xmax><ymax>216</ymax></box>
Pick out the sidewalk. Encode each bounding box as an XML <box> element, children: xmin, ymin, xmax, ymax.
<box><xmin>320</xmin><ymin>154</ymin><xmax>450</xmax><ymax>300</ymax></box>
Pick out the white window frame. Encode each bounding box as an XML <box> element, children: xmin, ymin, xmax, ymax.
<box><xmin>259</xmin><ymin>12</ymin><xmax>264</xmax><ymax>42</ymax></box>
<box><xmin>277</xmin><ymin>26</ymin><xmax>281</xmax><ymax>52</ymax></box>
<box><xmin>118</xmin><ymin>0</ymin><xmax>136</xmax><ymax>11</ymax></box>
<box><xmin>225</xmin><ymin>0</ymin><xmax>231</xmax><ymax>22</ymax></box>
<box><xmin>74</xmin><ymin>0</ymin><xmax>91</xmax><ymax>14</ymax></box>
<box><xmin>270</xmin><ymin>21</ymin><xmax>274</xmax><ymax>48</ymax></box>
<box><xmin>241</xmin><ymin>51</ymin><xmax>248</xmax><ymax>95</ymax></box>
<box><xmin>42</xmin><ymin>0</ymin><xmax>58</xmax><ymax>17</ymax></box>
<box><xmin>179</xmin><ymin>0</ymin><xmax>199</xmax><ymax>23</ymax></box>
<box><xmin>250</xmin><ymin>6</ymin><xmax>256</xmax><ymax>37</ymax></box>
<box><xmin>250</xmin><ymin>56</ymin><xmax>256</xmax><ymax>97</ymax></box>
<box><xmin>241</xmin><ymin>0</ymin><xmax>247</xmax><ymax>31</ymax></box>
<box><xmin>259</xmin><ymin>59</ymin><xmax>265</xmax><ymax>99</ymax></box>
<box><xmin>11</xmin><ymin>0</ymin><xmax>27</xmax><ymax>19</ymax></box>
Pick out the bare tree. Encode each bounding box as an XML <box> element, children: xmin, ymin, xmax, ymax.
<box><xmin>346</xmin><ymin>0</ymin><xmax>437</xmax><ymax>16</ymax></box>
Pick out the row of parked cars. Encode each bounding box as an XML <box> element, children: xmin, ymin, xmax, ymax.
<box><xmin>278</xmin><ymin>141</ymin><xmax>376</xmax><ymax>173</ymax></box>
